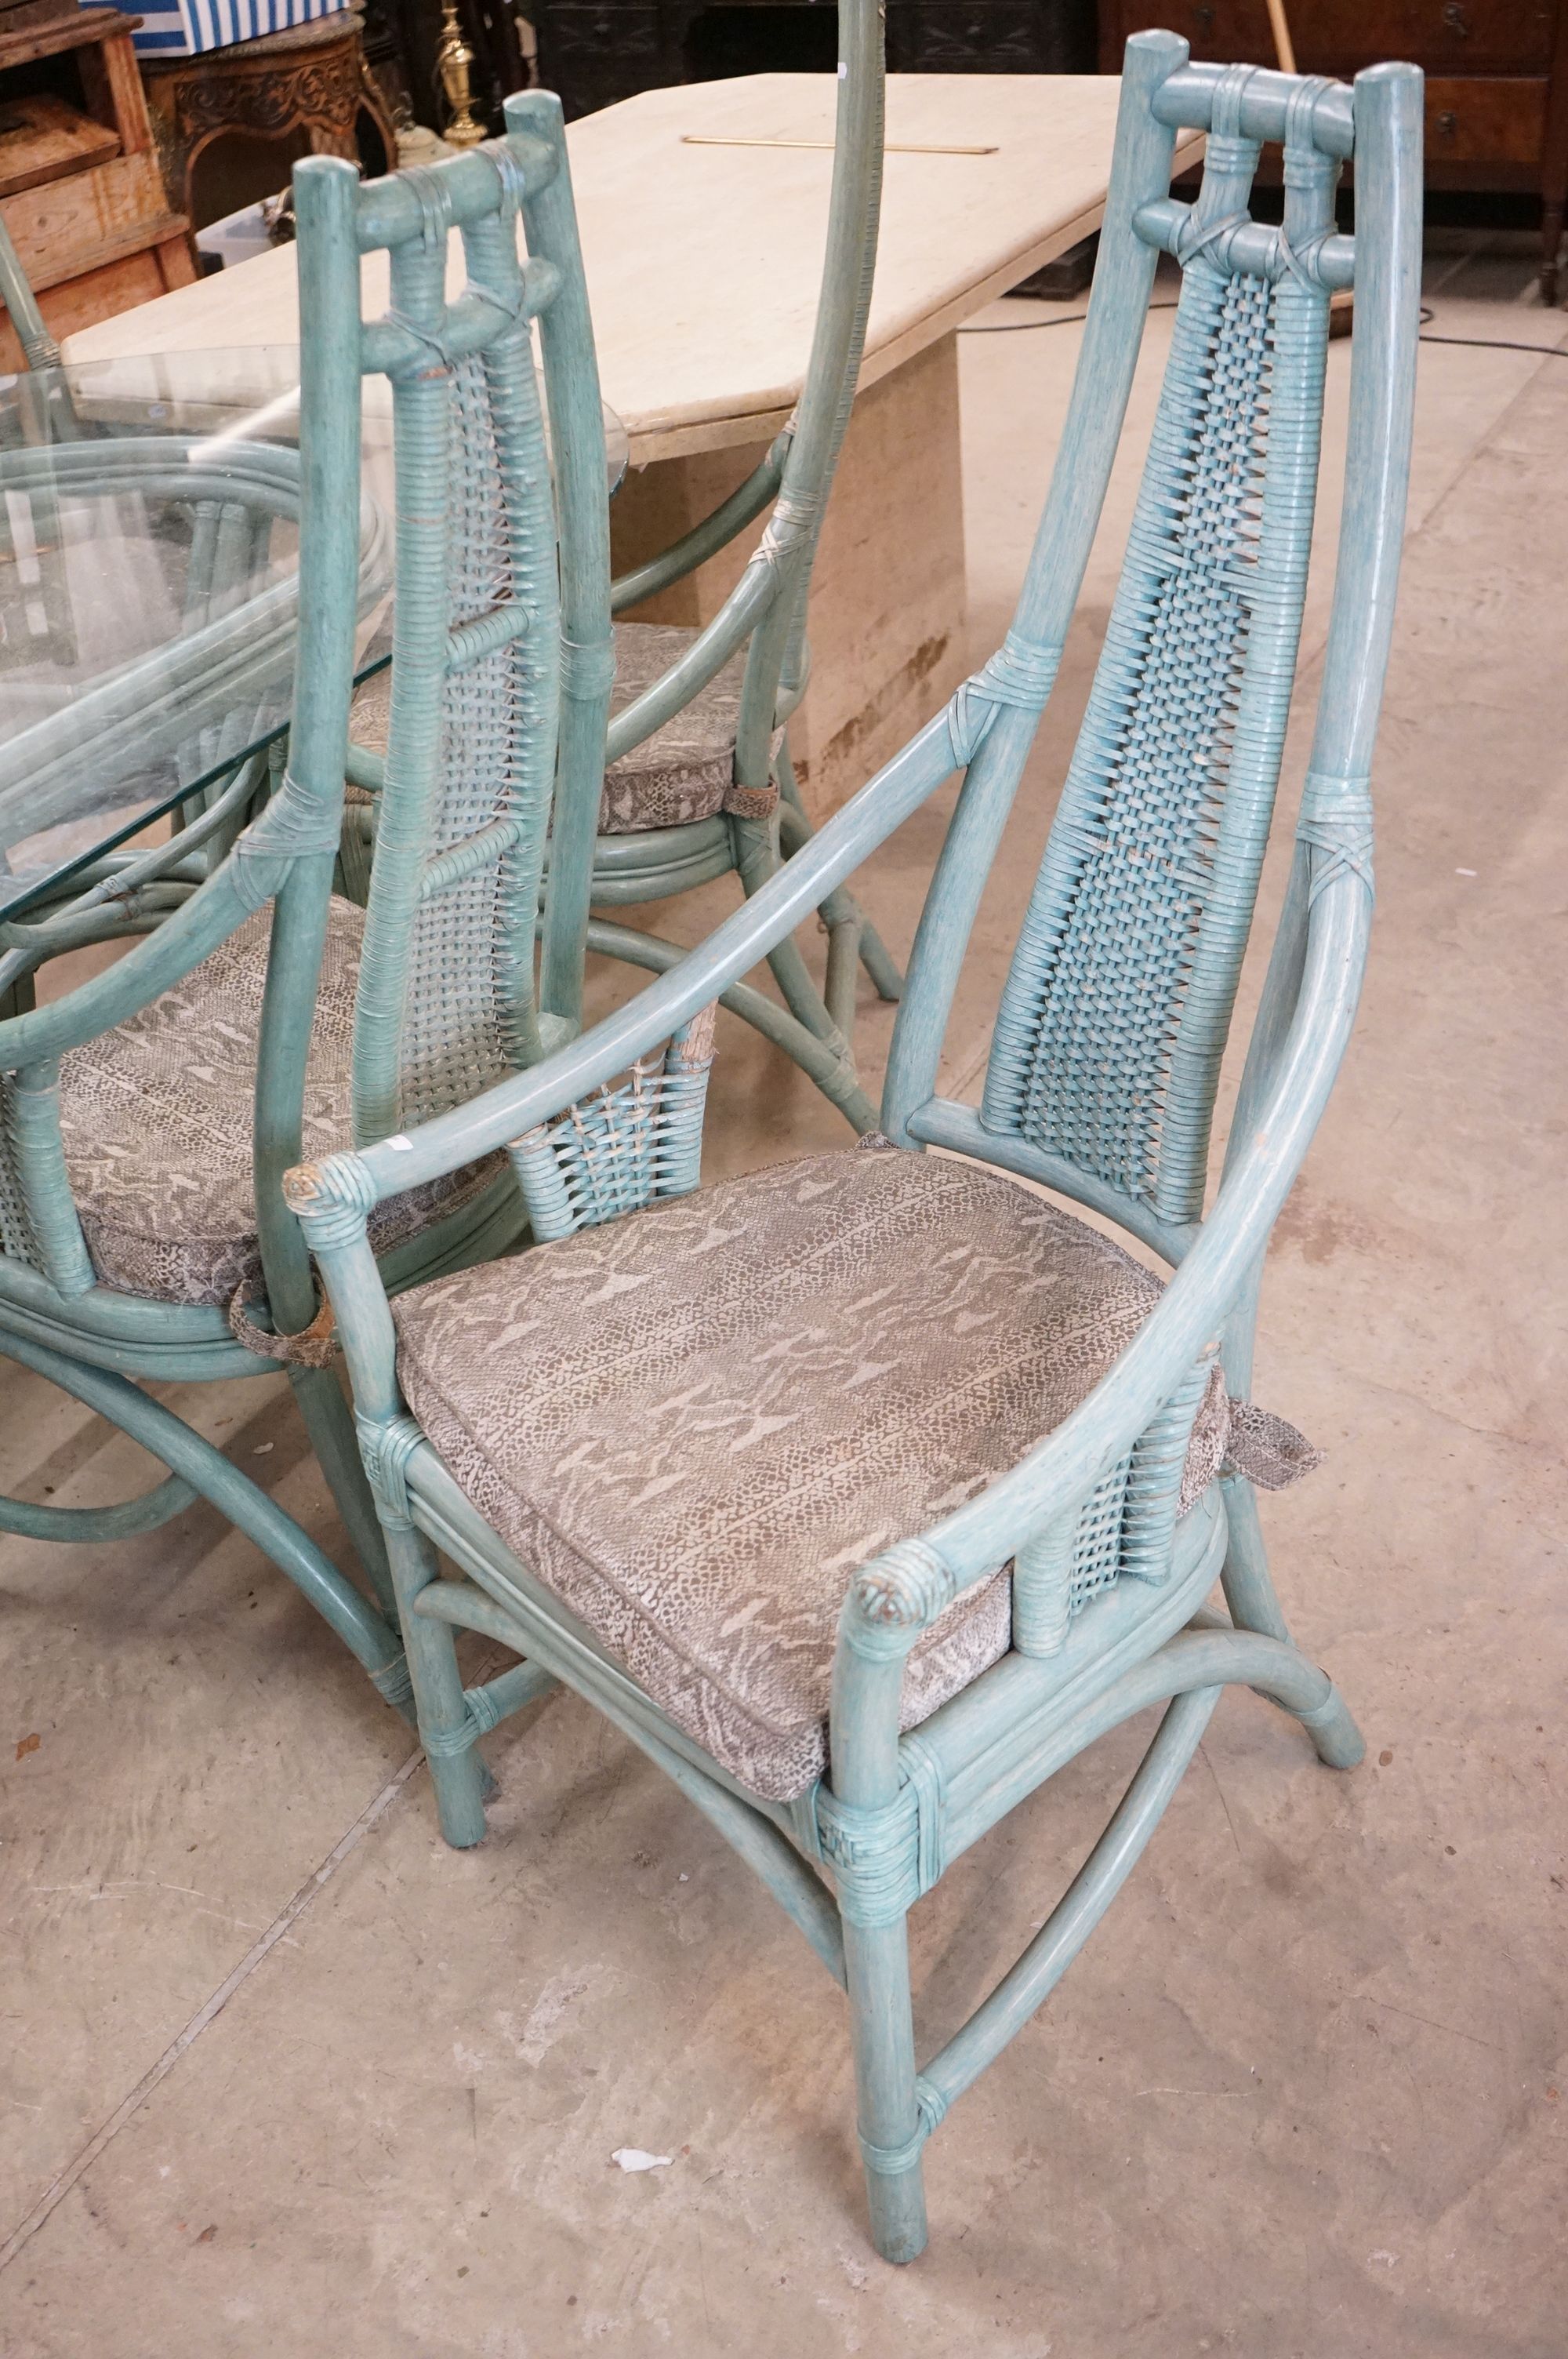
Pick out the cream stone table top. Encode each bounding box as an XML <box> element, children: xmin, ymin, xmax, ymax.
<box><xmin>63</xmin><ymin>75</ymin><xmax>1202</xmax><ymax>463</ymax></box>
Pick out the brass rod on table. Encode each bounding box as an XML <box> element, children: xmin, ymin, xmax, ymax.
<box><xmin>1265</xmin><ymin>0</ymin><xmax>1298</xmax><ymax>76</ymax></box>
<box><xmin>681</xmin><ymin>135</ymin><xmax>1000</xmax><ymax>156</ymax></box>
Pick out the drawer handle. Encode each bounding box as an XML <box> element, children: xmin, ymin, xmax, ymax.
<box><xmin>1441</xmin><ymin>2</ymin><xmax>1471</xmax><ymax>35</ymax></box>
<box><xmin>1194</xmin><ymin>2</ymin><xmax>1214</xmax><ymax>27</ymax></box>
<box><xmin>1436</xmin><ymin>110</ymin><xmax>1458</xmax><ymax>138</ymax></box>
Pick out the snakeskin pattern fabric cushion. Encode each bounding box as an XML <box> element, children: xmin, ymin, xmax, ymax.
<box><xmin>56</xmin><ymin>900</ymin><xmax>495</xmax><ymax>1310</ymax></box>
<box><xmin>350</xmin><ymin>623</ymin><xmax>749</xmax><ymax>837</ymax></box>
<box><xmin>394</xmin><ymin>1144</ymin><xmax>1232</xmax><ymax>1801</ymax></box>
<box><xmin>600</xmin><ymin>623</ymin><xmax>745</xmax><ymax>833</ymax></box>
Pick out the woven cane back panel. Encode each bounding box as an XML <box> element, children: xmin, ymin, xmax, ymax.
<box><xmin>400</xmin><ymin>345</ymin><xmax>558</xmax><ymax>1124</ymax></box>
<box><xmin>353</xmin><ymin>198</ymin><xmax>561</xmax><ymax>1146</ymax></box>
<box><xmin>984</xmin><ymin>245</ymin><xmax>1330</xmax><ymax>1227</ymax></box>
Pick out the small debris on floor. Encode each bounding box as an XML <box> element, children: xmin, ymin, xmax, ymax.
<box><xmin>611</xmin><ymin>2148</ymin><xmax>672</xmax><ymax>2173</ymax></box>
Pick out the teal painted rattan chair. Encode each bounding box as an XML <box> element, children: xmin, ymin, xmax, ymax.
<box><xmin>287</xmin><ymin>45</ymin><xmax>1421</xmax><ymax>2263</ymax></box>
<box><xmin>0</xmin><ymin>108</ymin><xmax>612</xmax><ymax>1715</ymax></box>
<box><xmin>347</xmin><ymin>0</ymin><xmax>900</xmax><ymax>1134</ymax></box>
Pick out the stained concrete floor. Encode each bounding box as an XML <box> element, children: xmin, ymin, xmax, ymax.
<box><xmin>2</xmin><ymin>240</ymin><xmax>1565</xmax><ymax>2357</ymax></box>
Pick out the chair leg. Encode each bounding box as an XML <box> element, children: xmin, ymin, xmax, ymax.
<box><xmin>1220</xmin><ymin>1475</ymin><xmax>1364</xmax><ymax>1768</ymax></box>
<box><xmin>731</xmin><ymin>812</ymin><xmax>841</xmax><ymax>1045</ymax></box>
<box><xmin>776</xmin><ymin>759</ymin><xmax>903</xmax><ymax>1005</ymax></box>
<box><xmin>288</xmin><ymin>1363</ymin><xmax>397</xmax><ymax>1623</ymax></box>
<box><xmin>0</xmin><ymin>1329</ymin><xmax>412</xmax><ymax>1712</ymax></box>
<box><xmin>1218</xmin><ymin>1472</ymin><xmax>1293</xmax><ymax>1642</ymax></box>
<box><xmin>730</xmin><ymin>815</ymin><xmax>880</xmax><ymax>1135</ymax></box>
<box><xmin>384</xmin><ymin>1518</ymin><xmax>488</xmax><ymax>1848</ymax></box>
<box><xmin>843</xmin><ymin>1914</ymin><xmax>930</xmax><ymax>2265</ymax></box>
<box><xmin>583</xmin><ymin>914</ymin><xmax>880</xmax><ymax>1135</ymax></box>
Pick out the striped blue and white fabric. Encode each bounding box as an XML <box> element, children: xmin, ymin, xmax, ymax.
<box><xmin>130</xmin><ymin>0</ymin><xmax>350</xmax><ymax>59</ymax></box>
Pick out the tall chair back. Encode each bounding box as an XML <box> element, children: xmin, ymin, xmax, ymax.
<box><xmin>882</xmin><ymin>45</ymin><xmax>1414</xmax><ymax>1278</ymax></box>
<box><xmin>291</xmin><ymin>98</ymin><xmax>611</xmax><ymax>1164</ymax></box>
<box><xmin>979</xmin><ymin>65</ymin><xmax>1343</xmax><ymax>1230</ymax></box>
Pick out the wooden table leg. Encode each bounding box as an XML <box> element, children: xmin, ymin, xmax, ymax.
<box><xmin>612</xmin><ymin>335</ymin><xmax>970</xmax><ymax>822</ymax></box>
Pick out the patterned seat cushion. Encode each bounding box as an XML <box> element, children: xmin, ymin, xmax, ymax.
<box><xmin>601</xmin><ymin>622</ymin><xmax>750</xmax><ymax>834</ymax></box>
<box><xmin>394</xmin><ymin>1144</ymin><xmax>1231</xmax><ymax>1801</ymax></box>
<box><xmin>350</xmin><ymin>622</ymin><xmax>752</xmax><ymax>839</ymax></box>
<box><xmin>57</xmin><ymin>900</ymin><xmax>495</xmax><ymax>1311</ymax></box>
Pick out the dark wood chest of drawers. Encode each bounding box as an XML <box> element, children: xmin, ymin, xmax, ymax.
<box><xmin>520</xmin><ymin>0</ymin><xmax>1568</xmax><ymax>300</ymax></box>
<box><xmin>530</xmin><ymin>1</ymin><xmax>1096</xmax><ymax>124</ymax></box>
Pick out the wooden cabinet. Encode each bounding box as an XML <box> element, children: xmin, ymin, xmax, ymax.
<box><xmin>1096</xmin><ymin>1</ymin><xmax>1568</xmax><ymax>300</ymax></box>
<box><xmin>0</xmin><ymin>6</ymin><xmax>195</xmax><ymax>371</ymax></box>
<box><xmin>886</xmin><ymin>0</ymin><xmax>1095</xmax><ymax>72</ymax></box>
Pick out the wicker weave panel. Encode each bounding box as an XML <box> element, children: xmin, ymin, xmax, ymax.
<box><xmin>351</xmin><ymin>209</ymin><xmax>564</xmax><ymax>1146</ymax></box>
<box><xmin>354</xmin><ymin>622</ymin><xmax>750</xmax><ymax>838</ymax></box>
<box><xmin>509</xmin><ymin>1006</ymin><xmax>716</xmax><ymax>1241</ymax></box>
<box><xmin>0</xmin><ymin>1079</ymin><xmax>40</xmax><ymax>1270</ymax></box>
<box><xmin>394</xmin><ymin>349</ymin><xmax>557</xmax><ymax>1126</ymax></box>
<box><xmin>984</xmin><ymin>258</ymin><xmax>1330</xmax><ymax>1224</ymax></box>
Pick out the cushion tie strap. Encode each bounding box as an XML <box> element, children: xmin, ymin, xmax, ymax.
<box><xmin>226</xmin><ymin>1287</ymin><xmax>339</xmax><ymax>1367</ymax></box>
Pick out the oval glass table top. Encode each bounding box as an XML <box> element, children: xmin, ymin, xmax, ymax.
<box><xmin>0</xmin><ymin>347</ymin><xmax>627</xmax><ymax>920</ymax></box>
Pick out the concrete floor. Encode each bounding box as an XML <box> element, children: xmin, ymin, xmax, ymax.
<box><xmin>2</xmin><ymin>239</ymin><xmax>1566</xmax><ymax>2356</ymax></box>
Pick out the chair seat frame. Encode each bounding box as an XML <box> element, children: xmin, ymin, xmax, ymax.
<box><xmin>289</xmin><ymin>42</ymin><xmax>1421</xmax><ymax>2263</ymax></box>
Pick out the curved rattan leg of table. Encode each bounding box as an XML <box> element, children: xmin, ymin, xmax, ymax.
<box><xmin>0</xmin><ymin>1326</ymin><xmax>412</xmax><ymax>1713</ymax></box>
<box><xmin>583</xmin><ymin>915</ymin><xmax>880</xmax><ymax>1136</ymax></box>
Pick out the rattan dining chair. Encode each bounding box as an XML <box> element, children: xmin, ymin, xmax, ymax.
<box><xmin>347</xmin><ymin>0</ymin><xmax>900</xmax><ymax>1135</ymax></box>
<box><xmin>0</xmin><ymin>108</ymin><xmax>610</xmax><ymax>1714</ymax></box>
<box><xmin>288</xmin><ymin>42</ymin><xmax>1421</xmax><ymax>2262</ymax></box>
